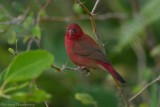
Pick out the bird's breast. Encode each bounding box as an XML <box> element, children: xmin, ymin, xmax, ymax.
<box><xmin>65</xmin><ymin>36</ymin><xmax>98</xmax><ymax>68</ymax></box>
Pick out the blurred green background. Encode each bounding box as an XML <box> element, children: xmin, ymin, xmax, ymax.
<box><xmin>0</xmin><ymin>0</ymin><xmax>160</xmax><ymax>107</ymax></box>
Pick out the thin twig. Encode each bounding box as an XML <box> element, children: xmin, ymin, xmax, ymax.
<box><xmin>129</xmin><ymin>75</ymin><xmax>160</xmax><ymax>102</ymax></box>
<box><xmin>120</xmin><ymin>89</ymin><xmax>130</xmax><ymax>107</ymax></box>
<box><xmin>27</xmin><ymin>38</ymin><xmax>34</xmax><ymax>51</ymax></box>
<box><xmin>51</xmin><ymin>64</ymin><xmax>61</xmax><ymax>71</ymax></box>
<box><xmin>62</xmin><ymin>66</ymin><xmax>84</xmax><ymax>71</ymax></box>
<box><xmin>114</xmin><ymin>79</ymin><xmax>130</xmax><ymax>107</ymax></box>
<box><xmin>75</xmin><ymin>0</ymin><xmax>105</xmax><ymax>52</ymax></box>
<box><xmin>51</xmin><ymin>63</ymin><xmax>90</xmax><ymax>77</ymax></box>
<box><xmin>36</xmin><ymin>0</ymin><xmax>52</xmax><ymax>24</ymax></box>
<box><xmin>44</xmin><ymin>101</ymin><xmax>49</xmax><ymax>107</ymax></box>
<box><xmin>0</xmin><ymin>8</ymin><xmax>29</xmax><ymax>25</ymax></box>
<box><xmin>0</xmin><ymin>13</ymin><xmax>127</xmax><ymax>25</ymax></box>
<box><xmin>75</xmin><ymin>1</ymin><xmax>130</xmax><ymax>107</ymax></box>
<box><xmin>51</xmin><ymin>64</ymin><xmax>84</xmax><ymax>72</ymax></box>
<box><xmin>131</xmin><ymin>0</ymin><xmax>139</xmax><ymax>14</ymax></box>
<box><xmin>75</xmin><ymin>0</ymin><xmax>96</xmax><ymax>32</ymax></box>
<box><xmin>40</xmin><ymin>13</ymin><xmax>127</xmax><ymax>22</ymax></box>
<box><xmin>0</xmin><ymin>81</ymin><xmax>7</xmax><ymax>92</ymax></box>
<box><xmin>15</xmin><ymin>39</ymin><xmax>19</xmax><ymax>55</ymax></box>
<box><xmin>91</xmin><ymin>0</ymin><xmax>100</xmax><ymax>14</ymax></box>
<box><xmin>35</xmin><ymin>1</ymin><xmax>52</xmax><ymax>107</ymax></box>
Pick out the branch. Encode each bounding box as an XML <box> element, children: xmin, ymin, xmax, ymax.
<box><xmin>40</xmin><ymin>13</ymin><xmax>127</xmax><ymax>22</ymax></box>
<box><xmin>34</xmin><ymin>1</ymin><xmax>52</xmax><ymax>107</ymax></box>
<box><xmin>91</xmin><ymin>0</ymin><xmax>100</xmax><ymax>14</ymax></box>
<box><xmin>129</xmin><ymin>75</ymin><xmax>160</xmax><ymax>102</ymax></box>
<box><xmin>36</xmin><ymin>0</ymin><xmax>52</xmax><ymax>24</ymax></box>
<box><xmin>51</xmin><ymin>64</ymin><xmax>61</xmax><ymax>72</ymax></box>
<box><xmin>114</xmin><ymin>79</ymin><xmax>130</xmax><ymax>107</ymax></box>
<box><xmin>26</xmin><ymin>0</ymin><xmax>52</xmax><ymax>51</ymax></box>
<box><xmin>75</xmin><ymin>0</ymin><xmax>105</xmax><ymax>52</ymax></box>
<box><xmin>75</xmin><ymin>0</ymin><xmax>96</xmax><ymax>32</ymax></box>
<box><xmin>0</xmin><ymin>8</ymin><xmax>29</xmax><ymax>25</ymax></box>
<box><xmin>51</xmin><ymin>64</ymin><xmax>86</xmax><ymax>72</ymax></box>
<box><xmin>131</xmin><ymin>0</ymin><xmax>139</xmax><ymax>14</ymax></box>
<box><xmin>26</xmin><ymin>38</ymin><xmax>34</xmax><ymax>51</ymax></box>
<box><xmin>75</xmin><ymin>1</ymin><xmax>130</xmax><ymax>107</ymax></box>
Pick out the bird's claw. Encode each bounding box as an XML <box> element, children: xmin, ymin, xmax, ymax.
<box><xmin>77</xmin><ymin>66</ymin><xmax>86</xmax><ymax>70</ymax></box>
<box><xmin>78</xmin><ymin>66</ymin><xmax>90</xmax><ymax>77</ymax></box>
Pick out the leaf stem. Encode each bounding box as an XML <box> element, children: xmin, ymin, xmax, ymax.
<box><xmin>0</xmin><ymin>81</ymin><xmax>11</xmax><ymax>99</ymax></box>
<box><xmin>4</xmin><ymin>82</ymin><xmax>29</xmax><ymax>93</ymax></box>
<box><xmin>0</xmin><ymin>81</ymin><xmax>7</xmax><ymax>92</ymax></box>
<box><xmin>0</xmin><ymin>93</ymin><xmax>11</xmax><ymax>99</ymax></box>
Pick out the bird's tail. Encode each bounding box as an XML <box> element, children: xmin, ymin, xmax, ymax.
<box><xmin>97</xmin><ymin>61</ymin><xmax>126</xmax><ymax>83</ymax></box>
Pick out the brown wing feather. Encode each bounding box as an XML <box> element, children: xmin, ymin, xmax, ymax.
<box><xmin>73</xmin><ymin>34</ymin><xmax>111</xmax><ymax>64</ymax></box>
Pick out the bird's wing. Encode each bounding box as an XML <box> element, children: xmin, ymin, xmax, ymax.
<box><xmin>73</xmin><ymin>35</ymin><xmax>111</xmax><ymax>64</ymax></box>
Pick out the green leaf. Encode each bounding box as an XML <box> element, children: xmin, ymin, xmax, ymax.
<box><xmin>8</xmin><ymin>48</ymin><xmax>15</xmax><ymax>55</ymax></box>
<box><xmin>0</xmin><ymin>73</ymin><xmax>2</xmax><ymax>81</ymax></box>
<box><xmin>139</xmin><ymin>103</ymin><xmax>149</xmax><ymax>107</ymax></box>
<box><xmin>141</xmin><ymin>0</ymin><xmax>160</xmax><ymax>23</ymax></box>
<box><xmin>32</xmin><ymin>25</ymin><xmax>41</xmax><ymax>39</ymax></box>
<box><xmin>23</xmin><ymin>13</ymin><xmax>33</xmax><ymax>29</ymax></box>
<box><xmin>132</xmin><ymin>85</ymin><xmax>141</xmax><ymax>94</ymax></box>
<box><xmin>75</xmin><ymin>93</ymin><xmax>95</xmax><ymax>105</ymax></box>
<box><xmin>114</xmin><ymin>15</ymin><xmax>146</xmax><ymax>53</ymax></box>
<box><xmin>12</xmin><ymin>89</ymin><xmax>51</xmax><ymax>103</ymax></box>
<box><xmin>73</xmin><ymin>4</ymin><xmax>83</xmax><ymax>14</ymax></box>
<box><xmin>23</xmin><ymin>36</ymin><xmax>32</xmax><ymax>44</ymax></box>
<box><xmin>7</xmin><ymin>31</ymin><xmax>17</xmax><ymax>45</ymax></box>
<box><xmin>4</xmin><ymin>82</ymin><xmax>29</xmax><ymax>93</ymax></box>
<box><xmin>4</xmin><ymin>50</ymin><xmax>54</xmax><ymax>83</ymax></box>
<box><xmin>0</xmin><ymin>70</ymin><xmax>5</xmax><ymax>85</ymax></box>
<box><xmin>39</xmin><ymin>10</ymin><xmax>47</xmax><ymax>17</ymax></box>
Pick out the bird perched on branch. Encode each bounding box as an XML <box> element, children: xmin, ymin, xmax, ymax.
<box><xmin>64</xmin><ymin>23</ymin><xmax>125</xmax><ymax>83</ymax></box>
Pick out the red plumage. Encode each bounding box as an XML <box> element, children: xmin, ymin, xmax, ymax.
<box><xmin>65</xmin><ymin>23</ymin><xmax>125</xmax><ymax>83</ymax></box>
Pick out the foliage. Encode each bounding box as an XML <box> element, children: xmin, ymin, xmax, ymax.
<box><xmin>0</xmin><ymin>50</ymin><xmax>53</xmax><ymax>103</ymax></box>
<box><xmin>75</xmin><ymin>93</ymin><xmax>96</xmax><ymax>105</ymax></box>
<box><xmin>0</xmin><ymin>0</ymin><xmax>159</xmax><ymax>107</ymax></box>
<box><xmin>115</xmin><ymin>0</ymin><xmax>160</xmax><ymax>52</ymax></box>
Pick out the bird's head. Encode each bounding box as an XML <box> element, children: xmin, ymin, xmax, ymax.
<box><xmin>66</xmin><ymin>23</ymin><xmax>83</xmax><ymax>39</ymax></box>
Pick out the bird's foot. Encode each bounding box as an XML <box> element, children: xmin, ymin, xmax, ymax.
<box><xmin>78</xmin><ymin>66</ymin><xmax>90</xmax><ymax>77</ymax></box>
<box><xmin>77</xmin><ymin>66</ymin><xmax>85</xmax><ymax>70</ymax></box>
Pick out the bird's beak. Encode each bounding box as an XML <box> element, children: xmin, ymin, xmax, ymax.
<box><xmin>69</xmin><ymin>29</ymin><xmax>75</xmax><ymax>36</ymax></box>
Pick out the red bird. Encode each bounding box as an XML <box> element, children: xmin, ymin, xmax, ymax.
<box><xmin>64</xmin><ymin>23</ymin><xmax>125</xmax><ymax>83</ymax></box>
